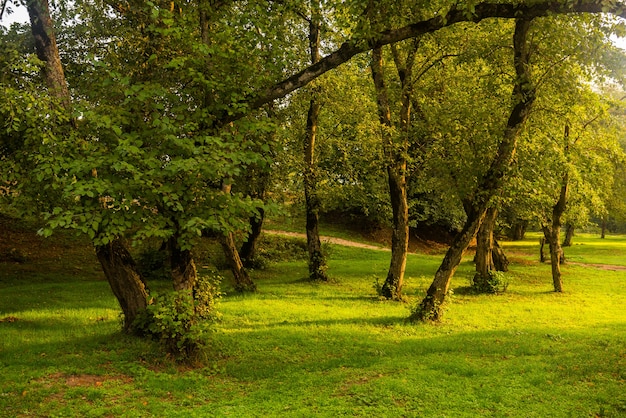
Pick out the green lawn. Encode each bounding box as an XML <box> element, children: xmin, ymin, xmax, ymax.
<box><xmin>1</xmin><ymin>231</ymin><xmax>625</xmax><ymax>417</ymax></box>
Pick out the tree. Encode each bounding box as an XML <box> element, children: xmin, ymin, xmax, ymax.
<box><xmin>4</xmin><ymin>0</ymin><xmax>626</xmax><ymax>332</ymax></box>
<box><xmin>302</xmin><ymin>0</ymin><xmax>329</xmax><ymax>282</ymax></box>
<box><xmin>411</xmin><ymin>18</ymin><xmax>537</xmax><ymax>321</ymax></box>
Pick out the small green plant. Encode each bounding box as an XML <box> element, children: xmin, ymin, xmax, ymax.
<box><xmin>133</xmin><ymin>272</ymin><xmax>222</xmax><ymax>362</ymax></box>
<box><xmin>471</xmin><ymin>270</ymin><xmax>509</xmax><ymax>294</ymax></box>
<box><xmin>372</xmin><ymin>276</ymin><xmax>384</xmax><ymax>297</ymax></box>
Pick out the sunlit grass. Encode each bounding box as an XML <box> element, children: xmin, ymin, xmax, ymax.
<box><xmin>1</xmin><ymin>231</ymin><xmax>626</xmax><ymax>416</ymax></box>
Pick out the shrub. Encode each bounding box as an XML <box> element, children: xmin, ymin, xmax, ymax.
<box><xmin>133</xmin><ymin>271</ymin><xmax>222</xmax><ymax>362</ymax></box>
<box><xmin>471</xmin><ymin>270</ymin><xmax>509</xmax><ymax>294</ymax></box>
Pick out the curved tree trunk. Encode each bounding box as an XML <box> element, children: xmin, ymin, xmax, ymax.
<box><xmin>220</xmin><ymin>183</ymin><xmax>256</xmax><ymax>291</ymax></box>
<box><xmin>95</xmin><ymin>239</ymin><xmax>148</xmax><ymax>332</ymax></box>
<box><xmin>412</xmin><ymin>19</ymin><xmax>536</xmax><ymax>321</ymax></box>
<box><xmin>221</xmin><ymin>232</ymin><xmax>257</xmax><ymax>292</ymax></box>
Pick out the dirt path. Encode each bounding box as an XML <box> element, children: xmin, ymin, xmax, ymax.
<box><xmin>567</xmin><ymin>261</ymin><xmax>626</xmax><ymax>271</ymax></box>
<box><xmin>264</xmin><ymin>230</ymin><xmax>390</xmax><ymax>251</ymax></box>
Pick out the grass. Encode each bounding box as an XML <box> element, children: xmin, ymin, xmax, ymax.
<box><xmin>1</xmin><ymin>223</ymin><xmax>626</xmax><ymax>417</ymax></box>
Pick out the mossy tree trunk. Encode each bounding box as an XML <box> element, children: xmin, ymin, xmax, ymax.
<box><xmin>412</xmin><ymin>19</ymin><xmax>536</xmax><ymax>321</ymax></box>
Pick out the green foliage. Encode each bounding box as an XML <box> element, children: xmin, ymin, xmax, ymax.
<box><xmin>133</xmin><ymin>273</ymin><xmax>222</xmax><ymax>362</ymax></box>
<box><xmin>471</xmin><ymin>270</ymin><xmax>509</xmax><ymax>294</ymax></box>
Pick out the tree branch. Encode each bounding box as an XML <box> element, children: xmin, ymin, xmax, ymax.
<box><xmin>221</xmin><ymin>0</ymin><xmax>626</xmax><ymax>126</ymax></box>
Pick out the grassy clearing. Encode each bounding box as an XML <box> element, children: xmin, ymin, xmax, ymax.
<box><xmin>1</xmin><ymin>227</ymin><xmax>625</xmax><ymax>417</ymax></box>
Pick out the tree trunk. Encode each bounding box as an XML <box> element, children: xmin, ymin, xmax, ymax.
<box><xmin>492</xmin><ymin>238</ymin><xmax>509</xmax><ymax>272</ymax></box>
<box><xmin>239</xmin><ymin>208</ymin><xmax>265</xmax><ymax>267</ymax></box>
<box><xmin>562</xmin><ymin>223</ymin><xmax>574</xmax><ymax>247</ymax></box>
<box><xmin>412</xmin><ymin>19</ymin><xmax>536</xmax><ymax>321</ymax></box>
<box><xmin>601</xmin><ymin>217</ymin><xmax>607</xmax><ymax>239</ymax></box>
<box><xmin>473</xmin><ymin>206</ymin><xmax>508</xmax><ymax>286</ymax></box>
<box><xmin>95</xmin><ymin>239</ymin><xmax>148</xmax><ymax>332</ymax></box>
<box><xmin>26</xmin><ymin>0</ymin><xmax>71</xmax><ymax>110</ymax></box>
<box><xmin>219</xmin><ymin>183</ymin><xmax>256</xmax><ymax>291</ymax></box>
<box><xmin>169</xmin><ymin>237</ymin><xmax>198</xmax><ymax>291</ymax></box>
<box><xmin>369</xmin><ymin>40</ymin><xmax>418</xmax><ymax>301</ymax></box>
<box><xmin>542</xmin><ymin>225</ymin><xmax>564</xmax><ymax>292</ymax></box>
<box><xmin>302</xmin><ymin>3</ymin><xmax>329</xmax><ymax>282</ymax></box>
<box><xmin>221</xmin><ymin>232</ymin><xmax>257</xmax><ymax>292</ymax></box>
<box><xmin>510</xmin><ymin>220</ymin><xmax>527</xmax><ymax>240</ymax></box>
<box><xmin>474</xmin><ymin>206</ymin><xmax>497</xmax><ymax>286</ymax></box>
<box><xmin>539</xmin><ymin>237</ymin><xmax>547</xmax><ymax>262</ymax></box>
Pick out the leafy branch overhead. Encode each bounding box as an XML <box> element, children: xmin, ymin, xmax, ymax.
<box><xmin>242</xmin><ymin>0</ymin><xmax>626</xmax><ymax>120</ymax></box>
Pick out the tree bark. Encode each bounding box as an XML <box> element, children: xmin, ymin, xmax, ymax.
<box><xmin>221</xmin><ymin>231</ymin><xmax>257</xmax><ymax>292</ymax></box>
<box><xmin>601</xmin><ymin>217</ymin><xmax>607</xmax><ymax>239</ymax></box>
<box><xmin>510</xmin><ymin>220</ymin><xmax>527</xmax><ymax>240</ymax></box>
<box><xmin>26</xmin><ymin>0</ymin><xmax>71</xmax><ymax>110</ymax></box>
<box><xmin>492</xmin><ymin>238</ymin><xmax>509</xmax><ymax>272</ymax></box>
<box><xmin>475</xmin><ymin>207</ymin><xmax>509</xmax><ymax>281</ymax></box>
<box><xmin>168</xmin><ymin>236</ymin><xmax>198</xmax><ymax>291</ymax></box>
<box><xmin>542</xmin><ymin>225</ymin><xmax>564</xmax><ymax>292</ymax></box>
<box><xmin>412</xmin><ymin>18</ymin><xmax>536</xmax><ymax>321</ymax></box>
<box><xmin>474</xmin><ymin>206</ymin><xmax>497</xmax><ymax>287</ymax></box>
<box><xmin>562</xmin><ymin>223</ymin><xmax>574</xmax><ymax>247</ymax></box>
<box><xmin>220</xmin><ymin>183</ymin><xmax>256</xmax><ymax>291</ymax></box>
<box><xmin>95</xmin><ymin>239</ymin><xmax>148</xmax><ymax>332</ymax></box>
<box><xmin>370</xmin><ymin>45</ymin><xmax>410</xmax><ymax>301</ymax></box>
<box><xmin>239</xmin><ymin>208</ymin><xmax>265</xmax><ymax>266</ymax></box>
<box><xmin>302</xmin><ymin>3</ymin><xmax>329</xmax><ymax>282</ymax></box>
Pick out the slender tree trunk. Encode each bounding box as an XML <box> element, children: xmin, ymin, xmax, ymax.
<box><xmin>95</xmin><ymin>239</ymin><xmax>148</xmax><ymax>332</ymax></box>
<box><xmin>222</xmin><ymin>231</ymin><xmax>257</xmax><ymax>291</ymax></box>
<box><xmin>562</xmin><ymin>223</ymin><xmax>574</xmax><ymax>247</ymax></box>
<box><xmin>412</xmin><ymin>19</ymin><xmax>536</xmax><ymax>321</ymax></box>
<box><xmin>220</xmin><ymin>183</ymin><xmax>256</xmax><ymax>291</ymax></box>
<box><xmin>369</xmin><ymin>38</ymin><xmax>419</xmax><ymax>301</ymax></box>
<box><xmin>539</xmin><ymin>237</ymin><xmax>547</xmax><ymax>262</ymax></box>
<box><xmin>541</xmin><ymin>125</ymin><xmax>570</xmax><ymax>292</ymax></box>
<box><xmin>601</xmin><ymin>217</ymin><xmax>607</xmax><ymax>239</ymax></box>
<box><xmin>302</xmin><ymin>3</ymin><xmax>329</xmax><ymax>282</ymax></box>
<box><xmin>542</xmin><ymin>225</ymin><xmax>564</xmax><ymax>292</ymax></box>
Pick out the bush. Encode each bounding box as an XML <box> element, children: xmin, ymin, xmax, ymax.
<box><xmin>133</xmin><ymin>271</ymin><xmax>222</xmax><ymax>362</ymax></box>
<box><xmin>471</xmin><ymin>270</ymin><xmax>509</xmax><ymax>294</ymax></box>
